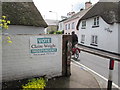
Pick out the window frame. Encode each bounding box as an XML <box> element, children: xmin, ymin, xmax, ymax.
<box><xmin>72</xmin><ymin>22</ymin><xmax>75</xmax><ymax>29</ymax></box>
<box><xmin>68</xmin><ymin>23</ymin><xmax>70</xmax><ymax>29</ymax></box>
<box><xmin>81</xmin><ymin>20</ymin><xmax>86</xmax><ymax>29</ymax></box>
<box><xmin>65</xmin><ymin>24</ymin><xmax>67</xmax><ymax>30</ymax></box>
<box><xmin>90</xmin><ymin>35</ymin><xmax>98</xmax><ymax>46</ymax></box>
<box><xmin>92</xmin><ymin>16</ymin><xmax>99</xmax><ymax>28</ymax></box>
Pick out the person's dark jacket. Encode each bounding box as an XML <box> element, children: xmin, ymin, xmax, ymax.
<box><xmin>72</xmin><ymin>34</ymin><xmax>78</xmax><ymax>47</ymax></box>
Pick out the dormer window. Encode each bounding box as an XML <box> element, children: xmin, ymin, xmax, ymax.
<box><xmin>92</xmin><ymin>17</ymin><xmax>99</xmax><ymax>28</ymax></box>
<box><xmin>81</xmin><ymin>20</ymin><xmax>86</xmax><ymax>29</ymax></box>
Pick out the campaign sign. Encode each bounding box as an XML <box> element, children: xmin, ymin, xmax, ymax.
<box><xmin>30</xmin><ymin>36</ymin><xmax>58</xmax><ymax>56</ymax></box>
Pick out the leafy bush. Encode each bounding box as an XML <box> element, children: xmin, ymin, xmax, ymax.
<box><xmin>0</xmin><ymin>16</ymin><xmax>12</xmax><ymax>43</ymax></box>
<box><xmin>49</xmin><ymin>30</ymin><xmax>64</xmax><ymax>34</ymax></box>
<box><xmin>55</xmin><ymin>31</ymin><xmax>62</xmax><ymax>34</ymax></box>
<box><xmin>0</xmin><ymin>16</ymin><xmax>10</xmax><ymax>30</ymax></box>
<box><xmin>49</xmin><ymin>31</ymin><xmax>55</xmax><ymax>34</ymax></box>
<box><xmin>22</xmin><ymin>78</ymin><xmax>46</xmax><ymax>89</ymax></box>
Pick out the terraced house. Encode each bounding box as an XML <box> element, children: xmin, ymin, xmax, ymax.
<box><xmin>2</xmin><ymin>2</ymin><xmax>47</xmax><ymax>35</ymax></box>
<box><xmin>63</xmin><ymin>1</ymin><xmax>92</xmax><ymax>36</ymax></box>
<box><xmin>77</xmin><ymin>1</ymin><xmax>120</xmax><ymax>55</ymax></box>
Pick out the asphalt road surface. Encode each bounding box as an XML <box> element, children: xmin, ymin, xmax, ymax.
<box><xmin>76</xmin><ymin>51</ymin><xmax>119</xmax><ymax>86</ymax></box>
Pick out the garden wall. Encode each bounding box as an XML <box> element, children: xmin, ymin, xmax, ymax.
<box><xmin>2</xmin><ymin>34</ymin><xmax>63</xmax><ymax>81</ymax></box>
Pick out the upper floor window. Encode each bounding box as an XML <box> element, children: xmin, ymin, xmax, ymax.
<box><xmin>92</xmin><ymin>17</ymin><xmax>99</xmax><ymax>28</ymax></box>
<box><xmin>91</xmin><ymin>35</ymin><xmax>98</xmax><ymax>46</ymax></box>
<box><xmin>65</xmin><ymin>24</ymin><xmax>67</xmax><ymax>30</ymax></box>
<box><xmin>68</xmin><ymin>23</ymin><xmax>70</xmax><ymax>29</ymax></box>
<box><xmin>81</xmin><ymin>20</ymin><xmax>86</xmax><ymax>29</ymax></box>
<box><xmin>72</xmin><ymin>22</ymin><xmax>75</xmax><ymax>29</ymax></box>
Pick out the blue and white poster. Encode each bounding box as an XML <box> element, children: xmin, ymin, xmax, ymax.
<box><xmin>30</xmin><ymin>36</ymin><xmax>58</xmax><ymax>56</ymax></box>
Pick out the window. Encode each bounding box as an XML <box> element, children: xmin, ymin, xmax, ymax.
<box><xmin>65</xmin><ymin>24</ymin><xmax>67</xmax><ymax>30</ymax></box>
<box><xmin>92</xmin><ymin>17</ymin><xmax>99</xmax><ymax>28</ymax></box>
<box><xmin>68</xmin><ymin>23</ymin><xmax>70</xmax><ymax>29</ymax></box>
<box><xmin>91</xmin><ymin>35</ymin><xmax>98</xmax><ymax>46</ymax></box>
<box><xmin>94</xmin><ymin>18</ymin><xmax>96</xmax><ymax>26</ymax></box>
<box><xmin>72</xmin><ymin>22</ymin><xmax>75</xmax><ymax>29</ymax></box>
<box><xmin>81</xmin><ymin>35</ymin><xmax>85</xmax><ymax>44</ymax></box>
<box><xmin>81</xmin><ymin>20</ymin><xmax>86</xmax><ymax>29</ymax></box>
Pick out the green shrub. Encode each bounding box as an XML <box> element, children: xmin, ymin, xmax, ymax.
<box><xmin>48</xmin><ymin>30</ymin><xmax>64</xmax><ymax>34</ymax></box>
<box><xmin>49</xmin><ymin>31</ymin><xmax>55</xmax><ymax>34</ymax></box>
<box><xmin>55</xmin><ymin>31</ymin><xmax>62</xmax><ymax>34</ymax></box>
<box><xmin>0</xmin><ymin>16</ymin><xmax>10</xmax><ymax>30</ymax></box>
<box><xmin>22</xmin><ymin>78</ymin><xmax>46</xmax><ymax>89</ymax></box>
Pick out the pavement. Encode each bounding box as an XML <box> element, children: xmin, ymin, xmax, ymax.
<box><xmin>46</xmin><ymin>61</ymin><xmax>100</xmax><ymax>89</ymax></box>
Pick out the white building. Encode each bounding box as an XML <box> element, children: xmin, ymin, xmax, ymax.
<box><xmin>2</xmin><ymin>2</ymin><xmax>48</xmax><ymax>35</ymax></box>
<box><xmin>63</xmin><ymin>1</ymin><xmax>92</xmax><ymax>36</ymax></box>
<box><xmin>58</xmin><ymin>19</ymin><xmax>67</xmax><ymax>31</ymax></box>
<box><xmin>77</xmin><ymin>2</ymin><xmax>120</xmax><ymax>54</ymax></box>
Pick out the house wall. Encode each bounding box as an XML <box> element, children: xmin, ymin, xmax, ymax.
<box><xmin>58</xmin><ymin>22</ymin><xmax>64</xmax><ymax>31</ymax></box>
<box><xmin>2</xmin><ymin>35</ymin><xmax>62</xmax><ymax>81</ymax></box>
<box><xmin>64</xmin><ymin>18</ymin><xmax>79</xmax><ymax>36</ymax></box>
<box><xmin>118</xmin><ymin>24</ymin><xmax>120</xmax><ymax>54</ymax></box>
<box><xmin>78</xmin><ymin>17</ymin><xmax>119</xmax><ymax>54</ymax></box>
<box><xmin>3</xmin><ymin>25</ymin><xmax>45</xmax><ymax>35</ymax></box>
<box><xmin>0</xmin><ymin>33</ymin><xmax>2</xmax><ymax>85</ymax></box>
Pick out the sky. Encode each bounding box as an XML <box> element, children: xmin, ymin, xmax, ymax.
<box><xmin>33</xmin><ymin>0</ymin><xmax>99</xmax><ymax>20</ymax></box>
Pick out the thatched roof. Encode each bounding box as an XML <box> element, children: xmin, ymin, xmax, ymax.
<box><xmin>77</xmin><ymin>2</ymin><xmax>120</xmax><ymax>29</ymax></box>
<box><xmin>2</xmin><ymin>2</ymin><xmax>48</xmax><ymax>27</ymax></box>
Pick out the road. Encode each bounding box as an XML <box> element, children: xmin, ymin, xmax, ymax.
<box><xmin>75</xmin><ymin>51</ymin><xmax>119</xmax><ymax>86</ymax></box>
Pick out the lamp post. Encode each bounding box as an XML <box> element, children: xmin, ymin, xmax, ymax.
<box><xmin>49</xmin><ymin>11</ymin><xmax>58</xmax><ymax>30</ymax></box>
<box><xmin>49</xmin><ymin>11</ymin><xmax>58</xmax><ymax>21</ymax></box>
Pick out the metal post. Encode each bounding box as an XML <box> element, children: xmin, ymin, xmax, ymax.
<box><xmin>107</xmin><ymin>58</ymin><xmax>114</xmax><ymax>90</ymax></box>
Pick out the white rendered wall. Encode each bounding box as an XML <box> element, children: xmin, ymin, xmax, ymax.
<box><xmin>3</xmin><ymin>25</ymin><xmax>45</xmax><ymax>35</ymax></box>
<box><xmin>2</xmin><ymin>35</ymin><xmax>62</xmax><ymax>81</ymax></box>
<box><xmin>64</xmin><ymin>18</ymin><xmax>79</xmax><ymax>36</ymax></box>
<box><xmin>118</xmin><ymin>24</ymin><xmax>120</xmax><ymax>54</ymax></box>
<box><xmin>78</xmin><ymin>17</ymin><xmax>119</xmax><ymax>54</ymax></box>
<box><xmin>58</xmin><ymin>22</ymin><xmax>64</xmax><ymax>31</ymax></box>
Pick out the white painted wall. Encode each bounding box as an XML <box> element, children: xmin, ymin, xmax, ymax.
<box><xmin>64</xmin><ymin>18</ymin><xmax>79</xmax><ymax>36</ymax></box>
<box><xmin>2</xmin><ymin>35</ymin><xmax>62</xmax><ymax>81</ymax></box>
<box><xmin>118</xmin><ymin>24</ymin><xmax>120</xmax><ymax>54</ymax></box>
<box><xmin>3</xmin><ymin>25</ymin><xmax>45</xmax><ymax>35</ymax></box>
<box><xmin>78</xmin><ymin>17</ymin><xmax>119</xmax><ymax>54</ymax></box>
<box><xmin>58</xmin><ymin>22</ymin><xmax>64</xmax><ymax>31</ymax></box>
<box><xmin>0</xmin><ymin>32</ymin><xmax>2</xmax><ymax>85</ymax></box>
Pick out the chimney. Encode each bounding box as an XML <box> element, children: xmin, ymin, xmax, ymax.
<box><xmin>67</xmin><ymin>11</ymin><xmax>75</xmax><ymax>17</ymax></box>
<box><xmin>85</xmin><ymin>1</ymin><xmax>92</xmax><ymax>9</ymax></box>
